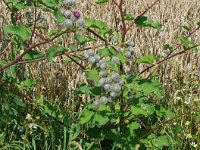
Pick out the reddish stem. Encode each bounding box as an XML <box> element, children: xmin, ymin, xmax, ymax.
<box><xmin>118</xmin><ymin>0</ymin><xmax>127</xmax><ymax>43</ymax></box>
<box><xmin>0</xmin><ymin>31</ymin><xmax>66</xmax><ymax>71</ymax></box>
<box><xmin>139</xmin><ymin>26</ymin><xmax>200</xmax><ymax>76</ymax></box>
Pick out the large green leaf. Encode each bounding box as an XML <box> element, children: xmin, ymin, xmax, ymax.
<box><xmin>126</xmin><ymin>78</ymin><xmax>163</xmax><ymax>98</ymax></box>
<box><xmin>47</xmin><ymin>46</ymin><xmax>66</xmax><ymax>62</ymax></box>
<box><xmin>135</xmin><ymin>16</ymin><xmax>162</xmax><ymax>30</ymax></box>
<box><xmin>54</xmin><ymin>9</ymin><xmax>65</xmax><ymax>24</ymax></box>
<box><xmin>3</xmin><ymin>25</ymin><xmax>31</xmax><ymax>40</ymax></box>
<box><xmin>92</xmin><ymin>112</ymin><xmax>110</xmax><ymax>127</ymax></box>
<box><xmin>69</xmin><ymin>123</ymin><xmax>81</xmax><ymax>141</ymax></box>
<box><xmin>24</xmin><ymin>50</ymin><xmax>45</xmax><ymax>60</ymax></box>
<box><xmin>84</xmin><ymin>18</ymin><xmax>112</xmax><ymax>36</ymax></box>
<box><xmin>137</xmin><ymin>54</ymin><xmax>155</xmax><ymax>64</ymax></box>
<box><xmin>154</xmin><ymin>135</ymin><xmax>170</xmax><ymax>149</ymax></box>
<box><xmin>86</xmin><ymin>69</ymin><xmax>99</xmax><ymax>82</ymax></box>
<box><xmin>77</xmin><ymin>84</ymin><xmax>102</xmax><ymax>96</ymax></box>
<box><xmin>80</xmin><ymin>109</ymin><xmax>95</xmax><ymax>124</ymax></box>
<box><xmin>6</xmin><ymin>65</ymin><xmax>16</xmax><ymax>79</ymax></box>
<box><xmin>131</xmin><ymin>106</ymin><xmax>148</xmax><ymax>116</ymax></box>
<box><xmin>128</xmin><ymin>122</ymin><xmax>140</xmax><ymax>133</ymax></box>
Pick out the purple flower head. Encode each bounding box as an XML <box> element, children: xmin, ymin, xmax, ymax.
<box><xmin>72</xmin><ymin>11</ymin><xmax>81</xmax><ymax>19</ymax></box>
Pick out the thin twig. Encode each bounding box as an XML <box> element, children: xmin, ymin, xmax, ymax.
<box><xmin>118</xmin><ymin>0</ymin><xmax>127</xmax><ymax>43</ymax></box>
<box><xmin>127</xmin><ymin>0</ymin><xmax>160</xmax><ymax>32</ymax></box>
<box><xmin>139</xmin><ymin>107</ymin><xmax>198</xmax><ymax>140</ymax></box>
<box><xmin>0</xmin><ymin>31</ymin><xmax>66</xmax><ymax>71</ymax></box>
<box><xmin>139</xmin><ymin>26</ymin><xmax>200</xmax><ymax>76</ymax></box>
<box><xmin>146</xmin><ymin>44</ymin><xmax>200</xmax><ymax>78</ymax></box>
<box><xmin>0</xmin><ymin>80</ymin><xmax>32</xmax><ymax>103</ymax></box>
<box><xmin>66</xmin><ymin>54</ymin><xmax>85</xmax><ymax>70</ymax></box>
<box><xmin>86</xmin><ymin>28</ymin><xmax>107</xmax><ymax>43</ymax></box>
<box><xmin>27</xmin><ymin>5</ymin><xmax>37</xmax><ymax>46</ymax></box>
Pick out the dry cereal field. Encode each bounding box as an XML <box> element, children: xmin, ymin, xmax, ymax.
<box><xmin>0</xmin><ymin>0</ymin><xmax>199</xmax><ymax>149</ymax></box>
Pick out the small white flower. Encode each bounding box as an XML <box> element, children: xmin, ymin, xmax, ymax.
<box><xmin>29</xmin><ymin>123</ymin><xmax>37</xmax><ymax>129</ymax></box>
<box><xmin>26</xmin><ymin>114</ymin><xmax>32</xmax><ymax>121</ymax></box>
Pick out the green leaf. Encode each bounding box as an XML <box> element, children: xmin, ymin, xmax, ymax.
<box><xmin>47</xmin><ymin>46</ymin><xmax>66</xmax><ymax>62</ymax></box>
<box><xmin>154</xmin><ymin>135</ymin><xmax>170</xmax><ymax>148</ymax></box>
<box><xmin>85</xmin><ymin>18</ymin><xmax>106</xmax><ymax>29</ymax></box>
<box><xmin>92</xmin><ymin>112</ymin><xmax>110</xmax><ymax>127</ymax></box>
<box><xmin>98</xmin><ymin>105</ymin><xmax>111</xmax><ymax>112</ymax></box>
<box><xmin>48</xmin><ymin>47</ymin><xmax>56</xmax><ymax>62</ymax></box>
<box><xmin>23</xmin><ymin>79</ymin><xmax>37</xmax><ymax>87</ymax></box>
<box><xmin>141</xmin><ymin>104</ymin><xmax>155</xmax><ymax>115</ymax></box>
<box><xmin>164</xmin><ymin>109</ymin><xmax>175</xmax><ymax>120</ymax></box>
<box><xmin>140</xmin><ymin>79</ymin><xmax>163</xmax><ymax>98</ymax></box>
<box><xmin>95</xmin><ymin>0</ymin><xmax>109</xmax><ymax>4</ymax></box>
<box><xmin>116</xmin><ymin>53</ymin><xmax>126</xmax><ymax>63</ymax></box>
<box><xmin>178</xmin><ymin>35</ymin><xmax>196</xmax><ymax>49</ymax></box>
<box><xmin>13</xmin><ymin>98</ymin><xmax>26</xmax><ymax>107</ymax></box>
<box><xmin>69</xmin><ymin>43</ymin><xmax>78</xmax><ymax>52</ymax></box>
<box><xmin>80</xmin><ymin>109</ymin><xmax>95</xmax><ymax>124</ymax></box>
<box><xmin>54</xmin><ymin>9</ymin><xmax>65</xmax><ymax>24</ymax></box>
<box><xmin>124</xmin><ymin>13</ymin><xmax>134</xmax><ymax>20</ymax></box>
<box><xmin>87</xmin><ymin>127</ymin><xmax>105</xmax><ymax>139</ymax></box>
<box><xmin>77</xmin><ymin>84</ymin><xmax>102</xmax><ymax>96</ymax></box>
<box><xmin>99</xmin><ymin>47</ymin><xmax>117</xmax><ymax>58</ymax></box>
<box><xmin>99</xmin><ymin>27</ymin><xmax>112</xmax><ymax>36</ymax></box>
<box><xmin>15</xmin><ymin>2</ymin><xmax>27</xmax><ymax>10</ymax></box>
<box><xmin>69</xmin><ymin>123</ymin><xmax>81</xmax><ymax>141</ymax></box>
<box><xmin>128</xmin><ymin>122</ymin><xmax>140</xmax><ymax>132</ymax></box>
<box><xmin>86</xmin><ymin>69</ymin><xmax>99</xmax><ymax>82</ymax></box>
<box><xmin>0</xmin><ymin>132</ymin><xmax>6</xmax><ymax>145</ymax></box>
<box><xmin>135</xmin><ymin>16</ymin><xmax>162</xmax><ymax>30</ymax></box>
<box><xmin>84</xmin><ymin>18</ymin><xmax>112</xmax><ymax>36</ymax></box>
<box><xmin>197</xmin><ymin>22</ymin><xmax>200</xmax><ymax>27</ymax></box>
<box><xmin>137</xmin><ymin>54</ymin><xmax>155</xmax><ymax>64</ymax></box>
<box><xmin>44</xmin><ymin>104</ymin><xmax>56</xmax><ymax>117</ymax></box>
<box><xmin>3</xmin><ymin>25</ymin><xmax>31</xmax><ymax>40</ymax></box>
<box><xmin>77</xmin><ymin>85</ymin><xmax>92</xmax><ymax>95</ymax></box>
<box><xmin>6</xmin><ymin>65</ymin><xmax>16</xmax><ymax>79</ymax></box>
<box><xmin>126</xmin><ymin>78</ymin><xmax>163</xmax><ymax>98</ymax></box>
<box><xmin>42</xmin><ymin>0</ymin><xmax>58</xmax><ymax>8</ymax></box>
<box><xmin>24</xmin><ymin>50</ymin><xmax>45</xmax><ymax>60</ymax></box>
<box><xmin>131</xmin><ymin>106</ymin><xmax>148</xmax><ymax>116</ymax></box>
<box><xmin>99</xmin><ymin>47</ymin><xmax>110</xmax><ymax>58</ymax></box>
<box><xmin>48</xmin><ymin>29</ymin><xmax>58</xmax><ymax>37</ymax></box>
<box><xmin>163</xmin><ymin>44</ymin><xmax>173</xmax><ymax>51</ymax></box>
<box><xmin>74</xmin><ymin>34</ymin><xmax>96</xmax><ymax>45</ymax></box>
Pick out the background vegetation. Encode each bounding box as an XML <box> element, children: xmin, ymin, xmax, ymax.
<box><xmin>0</xmin><ymin>0</ymin><xmax>199</xmax><ymax>149</ymax></box>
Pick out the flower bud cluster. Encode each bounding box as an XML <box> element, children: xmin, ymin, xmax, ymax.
<box><xmin>84</xmin><ymin>50</ymin><xmax>100</xmax><ymax>65</ymax></box>
<box><xmin>63</xmin><ymin>0</ymin><xmax>84</xmax><ymax>29</ymax></box>
<box><xmin>125</xmin><ymin>40</ymin><xmax>135</xmax><ymax>59</ymax></box>
<box><xmin>84</xmin><ymin>49</ymin><xmax>124</xmax><ymax>106</ymax></box>
<box><xmin>94</xmin><ymin>70</ymin><xmax>124</xmax><ymax>107</ymax></box>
